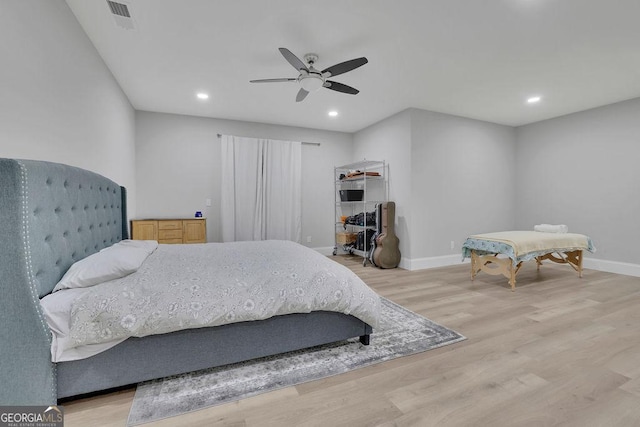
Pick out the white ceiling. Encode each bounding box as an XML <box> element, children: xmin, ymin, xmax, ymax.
<box><xmin>66</xmin><ymin>0</ymin><xmax>640</xmax><ymax>133</ymax></box>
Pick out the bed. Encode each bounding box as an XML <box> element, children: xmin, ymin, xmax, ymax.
<box><xmin>462</xmin><ymin>231</ymin><xmax>595</xmax><ymax>290</ymax></box>
<box><xmin>0</xmin><ymin>158</ymin><xmax>378</xmax><ymax>405</ymax></box>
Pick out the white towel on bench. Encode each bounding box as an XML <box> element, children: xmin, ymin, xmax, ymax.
<box><xmin>534</xmin><ymin>224</ymin><xmax>568</xmax><ymax>233</ymax></box>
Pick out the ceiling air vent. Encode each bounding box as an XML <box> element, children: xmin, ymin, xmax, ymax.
<box><xmin>107</xmin><ymin>0</ymin><xmax>130</xmax><ymax>17</ymax></box>
<box><xmin>106</xmin><ymin>0</ymin><xmax>136</xmax><ymax>30</ymax></box>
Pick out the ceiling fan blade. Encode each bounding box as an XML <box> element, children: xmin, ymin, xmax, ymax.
<box><xmin>323</xmin><ymin>80</ymin><xmax>359</xmax><ymax>95</ymax></box>
<box><xmin>321</xmin><ymin>57</ymin><xmax>368</xmax><ymax>78</ymax></box>
<box><xmin>279</xmin><ymin>48</ymin><xmax>308</xmax><ymax>72</ymax></box>
<box><xmin>250</xmin><ymin>78</ymin><xmax>297</xmax><ymax>83</ymax></box>
<box><xmin>296</xmin><ymin>88</ymin><xmax>309</xmax><ymax>102</ymax></box>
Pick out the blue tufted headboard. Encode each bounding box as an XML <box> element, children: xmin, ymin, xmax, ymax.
<box><xmin>0</xmin><ymin>158</ymin><xmax>127</xmax><ymax>405</ymax></box>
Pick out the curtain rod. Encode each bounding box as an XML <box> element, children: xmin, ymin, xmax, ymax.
<box><xmin>216</xmin><ymin>133</ymin><xmax>320</xmax><ymax>146</ymax></box>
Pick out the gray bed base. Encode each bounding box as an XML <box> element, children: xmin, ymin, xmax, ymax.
<box><xmin>0</xmin><ymin>158</ymin><xmax>371</xmax><ymax>405</ymax></box>
<box><xmin>58</xmin><ymin>310</ymin><xmax>370</xmax><ymax>399</ymax></box>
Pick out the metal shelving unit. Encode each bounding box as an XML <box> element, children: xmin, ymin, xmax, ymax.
<box><xmin>333</xmin><ymin>160</ymin><xmax>388</xmax><ymax>265</ymax></box>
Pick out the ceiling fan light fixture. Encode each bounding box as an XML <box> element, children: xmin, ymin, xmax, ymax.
<box><xmin>299</xmin><ymin>75</ymin><xmax>324</xmax><ymax>92</ymax></box>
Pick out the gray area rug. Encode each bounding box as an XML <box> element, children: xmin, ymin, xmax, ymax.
<box><xmin>127</xmin><ymin>298</ymin><xmax>465</xmax><ymax>426</ymax></box>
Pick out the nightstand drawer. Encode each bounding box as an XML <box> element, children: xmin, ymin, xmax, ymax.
<box><xmin>158</xmin><ymin>220</ymin><xmax>183</xmax><ymax>230</ymax></box>
<box><xmin>158</xmin><ymin>229</ymin><xmax>183</xmax><ymax>240</ymax></box>
<box><xmin>158</xmin><ymin>238</ymin><xmax>183</xmax><ymax>244</ymax></box>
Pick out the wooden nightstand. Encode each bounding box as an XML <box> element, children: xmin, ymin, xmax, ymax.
<box><xmin>131</xmin><ymin>218</ymin><xmax>207</xmax><ymax>244</ymax></box>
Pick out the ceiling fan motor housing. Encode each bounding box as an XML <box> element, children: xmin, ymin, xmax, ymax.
<box><xmin>303</xmin><ymin>53</ymin><xmax>319</xmax><ymax>65</ymax></box>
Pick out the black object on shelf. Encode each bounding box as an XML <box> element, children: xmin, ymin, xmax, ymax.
<box><xmin>343</xmin><ymin>211</ymin><xmax>376</xmax><ymax>229</ymax></box>
<box><xmin>339</xmin><ymin>189</ymin><xmax>364</xmax><ymax>201</ymax></box>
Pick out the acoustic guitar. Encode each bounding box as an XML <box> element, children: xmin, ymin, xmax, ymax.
<box><xmin>370</xmin><ymin>201</ymin><xmax>401</xmax><ymax>269</ymax></box>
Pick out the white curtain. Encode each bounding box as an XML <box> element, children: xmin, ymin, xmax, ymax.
<box><xmin>221</xmin><ymin>135</ymin><xmax>302</xmax><ymax>243</ymax></box>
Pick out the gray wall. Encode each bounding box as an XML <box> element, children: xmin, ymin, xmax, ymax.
<box><xmin>135</xmin><ymin>111</ymin><xmax>353</xmax><ymax>246</ymax></box>
<box><xmin>353</xmin><ymin>108</ymin><xmax>515</xmax><ymax>266</ymax></box>
<box><xmin>353</xmin><ymin>110</ymin><xmax>413</xmax><ymax>260</ymax></box>
<box><xmin>0</xmin><ymin>0</ymin><xmax>137</xmax><ymax>216</ymax></box>
<box><xmin>515</xmin><ymin>97</ymin><xmax>640</xmax><ymax>265</ymax></box>
<box><xmin>410</xmin><ymin>108</ymin><xmax>516</xmax><ymax>260</ymax></box>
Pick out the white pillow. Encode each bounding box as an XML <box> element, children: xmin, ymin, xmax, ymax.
<box><xmin>115</xmin><ymin>239</ymin><xmax>159</xmax><ymax>255</ymax></box>
<box><xmin>53</xmin><ymin>240</ymin><xmax>158</xmax><ymax>292</ymax></box>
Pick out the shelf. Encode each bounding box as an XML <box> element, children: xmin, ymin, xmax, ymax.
<box><xmin>335</xmin><ymin>160</ymin><xmax>385</xmax><ymax>171</ymax></box>
<box><xmin>336</xmin><ymin>222</ymin><xmax>376</xmax><ymax>229</ymax></box>
<box><xmin>335</xmin><ymin>175</ymin><xmax>384</xmax><ymax>184</ymax></box>
<box><xmin>336</xmin><ymin>200</ymin><xmax>383</xmax><ymax>205</ymax></box>
<box><xmin>334</xmin><ymin>159</ymin><xmax>386</xmax><ymax>265</ymax></box>
<box><xmin>343</xmin><ymin>227</ymin><xmax>376</xmax><ymax>232</ymax></box>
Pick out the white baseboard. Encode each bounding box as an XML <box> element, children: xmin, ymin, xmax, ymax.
<box><xmin>317</xmin><ymin>252</ymin><xmax>466</xmax><ymax>271</ymax></box>
<box><xmin>401</xmin><ymin>254</ymin><xmax>469</xmax><ymax>271</ymax></box>
<box><xmin>400</xmin><ymin>254</ymin><xmax>640</xmax><ymax>277</ymax></box>
<box><xmin>583</xmin><ymin>257</ymin><xmax>640</xmax><ymax>278</ymax></box>
<box><xmin>318</xmin><ymin>247</ymin><xmax>640</xmax><ymax>278</ymax></box>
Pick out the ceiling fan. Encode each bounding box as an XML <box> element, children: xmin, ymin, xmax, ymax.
<box><xmin>250</xmin><ymin>48</ymin><xmax>368</xmax><ymax>102</ymax></box>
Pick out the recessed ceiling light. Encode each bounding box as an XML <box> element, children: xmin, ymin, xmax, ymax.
<box><xmin>196</xmin><ymin>93</ymin><xmax>209</xmax><ymax>100</ymax></box>
<box><xmin>527</xmin><ymin>96</ymin><xmax>541</xmax><ymax>104</ymax></box>
<box><xmin>328</xmin><ymin>111</ymin><xmax>338</xmax><ymax>117</ymax></box>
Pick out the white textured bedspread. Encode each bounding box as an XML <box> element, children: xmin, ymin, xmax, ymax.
<box><xmin>46</xmin><ymin>240</ymin><xmax>380</xmax><ymax>361</ymax></box>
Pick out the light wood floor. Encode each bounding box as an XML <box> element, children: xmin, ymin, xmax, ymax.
<box><xmin>63</xmin><ymin>256</ymin><xmax>640</xmax><ymax>426</ymax></box>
